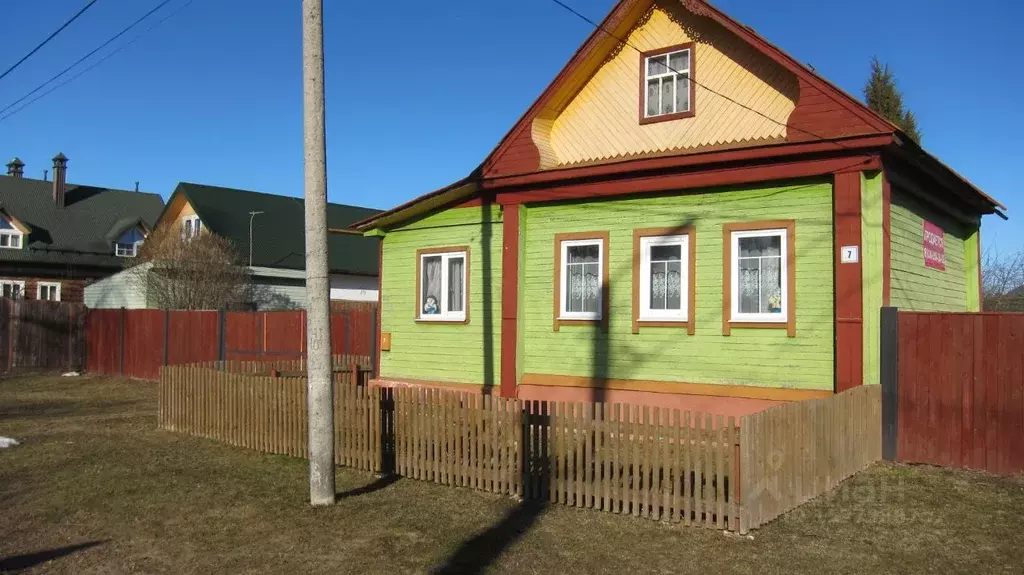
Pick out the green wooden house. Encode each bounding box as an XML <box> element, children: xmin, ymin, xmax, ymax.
<box><xmin>354</xmin><ymin>0</ymin><xmax>1004</xmax><ymax>416</ymax></box>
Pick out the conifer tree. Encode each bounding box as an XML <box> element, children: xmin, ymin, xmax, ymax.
<box><xmin>864</xmin><ymin>57</ymin><xmax>922</xmax><ymax>143</ymax></box>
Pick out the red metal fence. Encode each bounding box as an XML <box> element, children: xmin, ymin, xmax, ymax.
<box><xmin>881</xmin><ymin>308</ymin><xmax>1024</xmax><ymax>475</ymax></box>
<box><xmin>86</xmin><ymin>306</ymin><xmax>376</xmax><ymax>380</ymax></box>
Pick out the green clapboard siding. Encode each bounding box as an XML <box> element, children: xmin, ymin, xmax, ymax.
<box><xmin>861</xmin><ymin>172</ymin><xmax>884</xmax><ymax>385</ymax></box>
<box><xmin>379</xmin><ymin>206</ymin><xmax>502</xmax><ymax>386</ymax></box>
<box><xmin>521</xmin><ymin>181</ymin><xmax>835</xmax><ymax>391</ymax></box>
<box><xmin>890</xmin><ymin>189</ymin><xmax>974</xmax><ymax>311</ymax></box>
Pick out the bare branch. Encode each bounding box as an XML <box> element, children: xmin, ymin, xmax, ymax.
<box><xmin>982</xmin><ymin>247</ymin><xmax>1024</xmax><ymax>312</ymax></box>
<box><xmin>126</xmin><ymin>223</ymin><xmax>251</xmax><ymax>310</ymax></box>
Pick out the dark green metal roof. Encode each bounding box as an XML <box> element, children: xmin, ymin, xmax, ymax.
<box><xmin>171</xmin><ymin>182</ymin><xmax>381</xmax><ymax>275</ymax></box>
<box><xmin>0</xmin><ymin>174</ymin><xmax>164</xmax><ymax>269</ymax></box>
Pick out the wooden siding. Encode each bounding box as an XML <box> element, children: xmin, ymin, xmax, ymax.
<box><xmin>520</xmin><ymin>180</ymin><xmax>835</xmax><ymax>391</ymax></box>
<box><xmin>861</xmin><ymin>172</ymin><xmax>884</xmax><ymax>385</ymax></box>
<box><xmin>379</xmin><ymin>206</ymin><xmax>502</xmax><ymax>386</ymax></box>
<box><xmin>890</xmin><ymin>189</ymin><xmax>972</xmax><ymax>311</ymax></box>
<box><xmin>544</xmin><ymin>6</ymin><xmax>798</xmax><ymax>167</ymax></box>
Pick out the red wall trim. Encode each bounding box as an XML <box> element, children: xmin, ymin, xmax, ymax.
<box><xmin>881</xmin><ymin>170</ymin><xmax>892</xmax><ymax>306</ymax></box>
<box><xmin>500</xmin><ymin>205</ymin><xmax>520</xmax><ymax>398</ymax></box>
<box><xmin>483</xmin><ymin>135</ymin><xmax>892</xmax><ymax>190</ymax></box>
<box><xmin>496</xmin><ymin>155</ymin><xmax>880</xmax><ymax>206</ymax></box>
<box><xmin>834</xmin><ymin>171</ymin><xmax>864</xmax><ymax>392</ymax></box>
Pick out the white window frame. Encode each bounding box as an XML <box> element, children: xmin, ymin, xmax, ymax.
<box><xmin>115</xmin><ymin>242</ymin><xmax>138</xmax><ymax>257</ymax></box>
<box><xmin>182</xmin><ymin>215</ymin><xmax>202</xmax><ymax>239</ymax></box>
<box><xmin>730</xmin><ymin>228</ymin><xmax>788</xmax><ymax>323</ymax></box>
<box><xmin>0</xmin><ymin>279</ymin><xmax>25</xmax><ymax>299</ymax></box>
<box><xmin>0</xmin><ymin>230</ymin><xmax>23</xmax><ymax>249</ymax></box>
<box><xmin>639</xmin><ymin>235</ymin><xmax>688</xmax><ymax>322</ymax></box>
<box><xmin>643</xmin><ymin>48</ymin><xmax>691</xmax><ymax>119</ymax></box>
<box><xmin>37</xmin><ymin>281</ymin><xmax>61</xmax><ymax>302</ymax></box>
<box><xmin>559</xmin><ymin>238</ymin><xmax>605</xmax><ymax>321</ymax></box>
<box><xmin>417</xmin><ymin>250</ymin><xmax>467</xmax><ymax>322</ymax></box>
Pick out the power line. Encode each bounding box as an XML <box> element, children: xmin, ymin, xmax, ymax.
<box><xmin>0</xmin><ymin>0</ymin><xmax>195</xmax><ymax>125</ymax></box>
<box><xmin>0</xmin><ymin>0</ymin><xmax>177</xmax><ymax>117</ymax></box>
<box><xmin>544</xmin><ymin>0</ymin><xmax>866</xmax><ymax>149</ymax></box>
<box><xmin>0</xmin><ymin>0</ymin><xmax>101</xmax><ymax>83</ymax></box>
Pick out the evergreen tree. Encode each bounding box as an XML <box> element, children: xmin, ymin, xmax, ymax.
<box><xmin>864</xmin><ymin>57</ymin><xmax>922</xmax><ymax>143</ymax></box>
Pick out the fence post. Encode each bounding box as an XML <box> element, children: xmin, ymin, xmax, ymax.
<box><xmin>163</xmin><ymin>309</ymin><xmax>170</xmax><ymax>366</ymax></box>
<box><xmin>119</xmin><ymin>306</ymin><xmax>126</xmax><ymax>376</ymax></box>
<box><xmin>217</xmin><ymin>308</ymin><xmax>226</xmax><ymax>367</ymax></box>
<box><xmin>880</xmin><ymin>306</ymin><xmax>899</xmax><ymax>461</ymax></box>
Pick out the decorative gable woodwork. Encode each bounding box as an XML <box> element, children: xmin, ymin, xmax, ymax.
<box><xmin>545</xmin><ymin>5</ymin><xmax>798</xmax><ymax>167</ymax></box>
<box><xmin>482</xmin><ymin>0</ymin><xmax>893</xmax><ymax>179</ymax></box>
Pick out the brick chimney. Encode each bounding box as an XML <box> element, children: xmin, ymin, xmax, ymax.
<box><xmin>52</xmin><ymin>153</ymin><xmax>67</xmax><ymax>207</ymax></box>
<box><xmin>5</xmin><ymin>157</ymin><xmax>23</xmax><ymax>178</ymax></box>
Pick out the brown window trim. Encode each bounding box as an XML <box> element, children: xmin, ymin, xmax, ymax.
<box><xmin>722</xmin><ymin>220</ymin><xmax>796</xmax><ymax>337</ymax></box>
<box><xmin>414</xmin><ymin>246</ymin><xmax>471</xmax><ymax>325</ymax></box>
<box><xmin>638</xmin><ymin>42</ymin><xmax>696</xmax><ymax>126</ymax></box>
<box><xmin>553</xmin><ymin>231</ymin><xmax>609</xmax><ymax>332</ymax></box>
<box><xmin>632</xmin><ymin>227</ymin><xmax>696</xmax><ymax>335</ymax></box>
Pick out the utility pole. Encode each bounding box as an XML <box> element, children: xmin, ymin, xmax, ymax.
<box><xmin>302</xmin><ymin>0</ymin><xmax>334</xmax><ymax>506</ymax></box>
<box><xmin>248</xmin><ymin>211</ymin><xmax>264</xmax><ymax>268</ymax></box>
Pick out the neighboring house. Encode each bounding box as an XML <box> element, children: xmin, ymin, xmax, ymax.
<box><xmin>86</xmin><ymin>182</ymin><xmax>381</xmax><ymax>310</ymax></box>
<box><xmin>0</xmin><ymin>154</ymin><xmax>164</xmax><ymax>303</ymax></box>
<box><xmin>354</xmin><ymin>0</ymin><xmax>1004</xmax><ymax>416</ymax></box>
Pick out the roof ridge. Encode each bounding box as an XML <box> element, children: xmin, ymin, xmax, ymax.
<box><xmin>178</xmin><ymin>181</ymin><xmax>381</xmax><ymax>211</ymax></box>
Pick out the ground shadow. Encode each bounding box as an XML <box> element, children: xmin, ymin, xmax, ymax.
<box><xmin>431</xmin><ymin>500</ymin><xmax>548</xmax><ymax>575</ymax></box>
<box><xmin>335</xmin><ymin>473</ymin><xmax>400</xmax><ymax>501</ymax></box>
<box><xmin>0</xmin><ymin>540</ymin><xmax>106</xmax><ymax>572</ymax></box>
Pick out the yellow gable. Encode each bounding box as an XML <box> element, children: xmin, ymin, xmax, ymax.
<box><xmin>537</xmin><ymin>3</ymin><xmax>799</xmax><ymax>168</ymax></box>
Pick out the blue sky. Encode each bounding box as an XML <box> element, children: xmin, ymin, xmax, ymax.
<box><xmin>1</xmin><ymin>0</ymin><xmax>1021</xmax><ymax>252</ymax></box>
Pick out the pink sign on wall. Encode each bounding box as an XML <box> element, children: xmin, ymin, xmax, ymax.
<box><xmin>923</xmin><ymin>221</ymin><xmax>946</xmax><ymax>271</ymax></box>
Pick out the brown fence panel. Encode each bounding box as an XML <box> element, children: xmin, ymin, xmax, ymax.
<box><xmin>86</xmin><ymin>309</ymin><xmax>121</xmax><ymax>375</ymax></box>
<box><xmin>0</xmin><ymin>300</ymin><xmax>86</xmax><ymax>372</ymax></box>
<box><xmin>122</xmin><ymin>309</ymin><xmax>165</xmax><ymax>379</ymax></box>
<box><xmin>895</xmin><ymin>311</ymin><xmax>1024</xmax><ymax>475</ymax></box>
<box><xmin>167</xmin><ymin>310</ymin><xmax>219</xmax><ymax>365</ymax></box>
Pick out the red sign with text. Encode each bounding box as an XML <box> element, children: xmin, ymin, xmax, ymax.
<box><xmin>923</xmin><ymin>221</ymin><xmax>946</xmax><ymax>271</ymax></box>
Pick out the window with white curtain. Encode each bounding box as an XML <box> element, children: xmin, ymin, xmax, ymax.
<box><xmin>731</xmin><ymin>229</ymin><xmax>787</xmax><ymax>322</ymax></box>
<box><xmin>639</xmin><ymin>235</ymin><xmax>688</xmax><ymax>321</ymax></box>
<box><xmin>419</xmin><ymin>250</ymin><xmax>466</xmax><ymax>321</ymax></box>
<box><xmin>644</xmin><ymin>47</ymin><xmax>691</xmax><ymax>118</ymax></box>
<box><xmin>560</xmin><ymin>239</ymin><xmax>604</xmax><ymax>319</ymax></box>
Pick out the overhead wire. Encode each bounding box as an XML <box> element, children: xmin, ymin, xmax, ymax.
<box><xmin>0</xmin><ymin>0</ymin><xmax>101</xmax><ymax>83</ymax></box>
<box><xmin>0</xmin><ymin>0</ymin><xmax>195</xmax><ymax>124</ymax></box>
<box><xmin>0</xmin><ymin>0</ymin><xmax>178</xmax><ymax>117</ymax></box>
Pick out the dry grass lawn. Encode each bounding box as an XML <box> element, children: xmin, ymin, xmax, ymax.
<box><xmin>2</xmin><ymin>374</ymin><xmax>1024</xmax><ymax>574</ymax></box>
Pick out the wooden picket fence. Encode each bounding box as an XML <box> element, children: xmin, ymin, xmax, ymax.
<box><xmin>158</xmin><ymin>367</ymin><xmax>882</xmax><ymax>533</ymax></box>
<box><xmin>739</xmin><ymin>384</ymin><xmax>882</xmax><ymax>531</ymax></box>
<box><xmin>158</xmin><ymin>364</ymin><xmax>380</xmax><ymax>472</ymax></box>
<box><xmin>393</xmin><ymin>388</ymin><xmax>739</xmax><ymax>528</ymax></box>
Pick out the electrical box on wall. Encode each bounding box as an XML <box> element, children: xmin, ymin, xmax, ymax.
<box><xmin>380</xmin><ymin>332</ymin><xmax>392</xmax><ymax>351</ymax></box>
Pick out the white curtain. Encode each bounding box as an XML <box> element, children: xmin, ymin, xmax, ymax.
<box><xmin>447</xmin><ymin>257</ymin><xmax>464</xmax><ymax>313</ymax></box>
<box><xmin>422</xmin><ymin>257</ymin><xmax>442</xmax><ymax>314</ymax></box>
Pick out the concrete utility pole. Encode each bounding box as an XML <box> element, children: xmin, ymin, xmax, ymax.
<box><xmin>302</xmin><ymin>0</ymin><xmax>334</xmax><ymax>506</ymax></box>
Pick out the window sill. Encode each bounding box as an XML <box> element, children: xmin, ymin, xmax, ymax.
<box><xmin>725</xmin><ymin>320</ymin><xmax>795</xmax><ymax>337</ymax></box>
<box><xmin>633</xmin><ymin>318</ymin><xmax>694</xmax><ymax>335</ymax></box>
<box><xmin>415</xmin><ymin>317</ymin><xmax>468</xmax><ymax>325</ymax></box>
<box><xmin>553</xmin><ymin>317</ymin><xmax>605</xmax><ymax>331</ymax></box>
<box><xmin>639</xmin><ymin>109</ymin><xmax>695</xmax><ymax>126</ymax></box>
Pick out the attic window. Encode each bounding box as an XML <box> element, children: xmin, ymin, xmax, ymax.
<box><xmin>182</xmin><ymin>215</ymin><xmax>202</xmax><ymax>240</ymax></box>
<box><xmin>0</xmin><ymin>216</ymin><xmax>22</xmax><ymax>249</ymax></box>
<box><xmin>640</xmin><ymin>44</ymin><xmax>694</xmax><ymax>125</ymax></box>
<box><xmin>116</xmin><ymin>227</ymin><xmax>145</xmax><ymax>258</ymax></box>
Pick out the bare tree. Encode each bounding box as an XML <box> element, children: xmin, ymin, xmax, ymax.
<box><xmin>127</xmin><ymin>223</ymin><xmax>251</xmax><ymax>310</ymax></box>
<box><xmin>982</xmin><ymin>248</ymin><xmax>1024</xmax><ymax>312</ymax></box>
